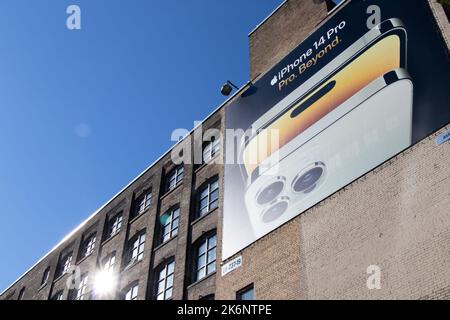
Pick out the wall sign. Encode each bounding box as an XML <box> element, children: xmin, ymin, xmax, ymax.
<box><xmin>221</xmin><ymin>256</ymin><xmax>243</xmax><ymax>276</ymax></box>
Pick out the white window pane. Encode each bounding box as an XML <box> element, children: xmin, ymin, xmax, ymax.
<box><xmin>168</xmin><ymin>262</ymin><xmax>175</xmax><ymax>274</ymax></box>
<box><xmin>207</xmin><ymin>262</ymin><xmax>216</xmax><ymax>274</ymax></box>
<box><xmin>207</xmin><ymin>249</ymin><xmax>216</xmax><ymax>263</ymax></box>
<box><xmin>209</xmin><ymin>235</ymin><xmax>217</xmax><ymax>248</ymax></box>
<box><xmin>198</xmin><ymin>242</ymin><xmax>206</xmax><ymax>255</ymax></box>
<box><xmin>198</xmin><ymin>254</ymin><xmax>206</xmax><ymax>269</ymax></box>
<box><xmin>166</xmin><ymin>274</ymin><xmax>174</xmax><ymax>288</ymax></box>
<box><xmin>197</xmin><ymin>267</ymin><xmax>206</xmax><ymax>280</ymax></box>
<box><xmin>165</xmin><ymin>287</ymin><xmax>173</xmax><ymax>299</ymax></box>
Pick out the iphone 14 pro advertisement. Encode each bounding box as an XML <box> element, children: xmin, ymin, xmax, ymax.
<box><xmin>222</xmin><ymin>0</ymin><xmax>450</xmax><ymax>259</ymax></box>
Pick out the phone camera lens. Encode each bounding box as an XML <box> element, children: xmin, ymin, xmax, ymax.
<box><xmin>292</xmin><ymin>162</ymin><xmax>326</xmax><ymax>194</ymax></box>
<box><xmin>256</xmin><ymin>179</ymin><xmax>285</xmax><ymax>205</ymax></box>
<box><xmin>262</xmin><ymin>198</ymin><xmax>289</xmax><ymax>223</ymax></box>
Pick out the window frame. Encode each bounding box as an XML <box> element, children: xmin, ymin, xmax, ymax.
<box><xmin>166</xmin><ymin>165</ymin><xmax>184</xmax><ymax>191</ymax></box>
<box><xmin>195</xmin><ymin>233</ymin><xmax>217</xmax><ymax>282</ymax></box>
<box><xmin>160</xmin><ymin>206</ymin><xmax>180</xmax><ymax>244</ymax></box>
<box><xmin>236</xmin><ymin>284</ymin><xmax>254</xmax><ymax>301</ymax></box>
<box><xmin>202</xmin><ymin>137</ymin><xmax>220</xmax><ymax>164</ymax></box>
<box><xmin>75</xmin><ymin>274</ymin><xmax>89</xmax><ymax>301</ymax></box>
<box><xmin>41</xmin><ymin>267</ymin><xmax>51</xmax><ymax>286</ymax></box>
<box><xmin>51</xmin><ymin>290</ymin><xmax>64</xmax><ymax>301</ymax></box>
<box><xmin>136</xmin><ymin>191</ymin><xmax>152</xmax><ymax>216</ymax></box>
<box><xmin>129</xmin><ymin>232</ymin><xmax>146</xmax><ymax>264</ymax></box>
<box><xmin>59</xmin><ymin>252</ymin><xmax>73</xmax><ymax>277</ymax></box>
<box><xmin>155</xmin><ymin>260</ymin><xmax>175</xmax><ymax>300</ymax></box>
<box><xmin>17</xmin><ymin>287</ymin><xmax>25</xmax><ymax>300</ymax></box>
<box><xmin>82</xmin><ymin>234</ymin><xmax>97</xmax><ymax>258</ymax></box>
<box><xmin>197</xmin><ymin>177</ymin><xmax>219</xmax><ymax>218</ymax></box>
<box><xmin>124</xmin><ymin>282</ymin><xmax>139</xmax><ymax>301</ymax></box>
<box><xmin>102</xmin><ymin>252</ymin><xmax>116</xmax><ymax>273</ymax></box>
<box><xmin>107</xmin><ymin>213</ymin><xmax>123</xmax><ymax>238</ymax></box>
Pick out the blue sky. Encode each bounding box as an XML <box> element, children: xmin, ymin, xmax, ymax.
<box><xmin>0</xmin><ymin>0</ymin><xmax>283</xmax><ymax>291</ymax></box>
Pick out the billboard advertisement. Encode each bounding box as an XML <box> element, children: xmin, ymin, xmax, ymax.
<box><xmin>223</xmin><ymin>0</ymin><xmax>450</xmax><ymax>259</ymax></box>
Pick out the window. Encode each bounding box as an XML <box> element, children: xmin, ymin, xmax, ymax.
<box><xmin>124</xmin><ymin>283</ymin><xmax>139</xmax><ymax>300</ymax></box>
<box><xmin>198</xmin><ymin>178</ymin><xmax>219</xmax><ymax>217</ymax></box>
<box><xmin>75</xmin><ymin>274</ymin><xmax>89</xmax><ymax>300</ymax></box>
<box><xmin>58</xmin><ymin>252</ymin><xmax>73</xmax><ymax>277</ymax></box>
<box><xmin>166</xmin><ymin>166</ymin><xmax>184</xmax><ymax>191</ymax></box>
<box><xmin>136</xmin><ymin>191</ymin><xmax>152</xmax><ymax>216</ymax></box>
<box><xmin>81</xmin><ymin>234</ymin><xmax>96</xmax><ymax>258</ymax></box>
<box><xmin>17</xmin><ymin>287</ymin><xmax>25</xmax><ymax>300</ymax></box>
<box><xmin>160</xmin><ymin>206</ymin><xmax>180</xmax><ymax>243</ymax></box>
<box><xmin>202</xmin><ymin>137</ymin><xmax>220</xmax><ymax>163</ymax></box>
<box><xmin>41</xmin><ymin>267</ymin><xmax>51</xmax><ymax>286</ymax></box>
<box><xmin>51</xmin><ymin>290</ymin><xmax>64</xmax><ymax>301</ymax></box>
<box><xmin>200</xmin><ymin>294</ymin><xmax>215</xmax><ymax>300</ymax></box>
<box><xmin>156</xmin><ymin>261</ymin><xmax>175</xmax><ymax>300</ymax></box>
<box><xmin>236</xmin><ymin>284</ymin><xmax>254</xmax><ymax>300</ymax></box>
<box><xmin>129</xmin><ymin>232</ymin><xmax>146</xmax><ymax>264</ymax></box>
<box><xmin>107</xmin><ymin>213</ymin><xmax>123</xmax><ymax>238</ymax></box>
<box><xmin>103</xmin><ymin>253</ymin><xmax>116</xmax><ymax>273</ymax></box>
<box><xmin>196</xmin><ymin>234</ymin><xmax>216</xmax><ymax>281</ymax></box>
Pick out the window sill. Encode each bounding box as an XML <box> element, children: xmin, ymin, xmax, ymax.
<box><xmin>190</xmin><ymin>207</ymin><xmax>218</xmax><ymax>227</ymax></box>
<box><xmin>122</xmin><ymin>258</ymin><xmax>143</xmax><ymax>272</ymax></box>
<box><xmin>38</xmin><ymin>282</ymin><xmax>48</xmax><ymax>292</ymax></box>
<box><xmin>76</xmin><ymin>252</ymin><xmax>94</xmax><ymax>265</ymax></box>
<box><xmin>128</xmin><ymin>209</ymin><xmax>150</xmax><ymax>225</ymax></box>
<box><xmin>53</xmin><ymin>272</ymin><xmax>68</xmax><ymax>284</ymax></box>
<box><xmin>101</xmin><ymin>230</ymin><xmax>121</xmax><ymax>246</ymax></box>
<box><xmin>194</xmin><ymin>154</ymin><xmax>220</xmax><ymax>174</ymax></box>
<box><xmin>159</xmin><ymin>182</ymin><xmax>183</xmax><ymax>201</ymax></box>
<box><xmin>187</xmin><ymin>272</ymin><xmax>216</xmax><ymax>290</ymax></box>
<box><xmin>153</xmin><ymin>235</ymin><xmax>178</xmax><ymax>252</ymax></box>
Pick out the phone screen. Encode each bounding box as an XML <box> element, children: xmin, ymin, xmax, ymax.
<box><xmin>242</xmin><ymin>30</ymin><xmax>406</xmax><ymax>177</ymax></box>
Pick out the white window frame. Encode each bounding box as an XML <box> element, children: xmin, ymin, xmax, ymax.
<box><xmin>167</xmin><ymin>166</ymin><xmax>184</xmax><ymax>191</ymax></box>
<box><xmin>125</xmin><ymin>283</ymin><xmax>139</xmax><ymax>300</ymax></box>
<box><xmin>202</xmin><ymin>137</ymin><xmax>220</xmax><ymax>163</ymax></box>
<box><xmin>61</xmin><ymin>253</ymin><xmax>73</xmax><ymax>275</ymax></box>
<box><xmin>103</xmin><ymin>253</ymin><xmax>116</xmax><ymax>273</ymax></box>
<box><xmin>130</xmin><ymin>233</ymin><xmax>146</xmax><ymax>263</ymax></box>
<box><xmin>83</xmin><ymin>235</ymin><xmax>96</xmax><ymax>257</ymax></box>
<box><xmin>196</xmin><ymin>234</ymin><xmax>217</xmax><ymax>281</ymax></box>
<box><xmin>109</xmin><ymin>214</ymin><xmax>123</xmax><ymax>237</ymax></box>
<box><xmin>161</xmin><ymin>207</ymin><xmax>180</xmax><ymax>243</ymax></box>
<box><xmin>156</xmin><ymin>261</ymin><xmax>175</xmax><ymax>300</ymax></box>
<box><xmin>137</xmin><ymin>192</ymin><xmax>152</xmax><ymax>215</ymax></box>
<box><xmin>198</xmin><ymin>178</ymin><xmax>219</xmax><ymax>217</ymax></box>
<box><xmin>75</xmin><ymin>274</ymin><xmax>89</xmax><ymax>300</ymax></box>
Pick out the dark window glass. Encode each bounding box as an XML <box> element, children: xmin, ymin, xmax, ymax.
<box><xmin>237</xmin><ymin>284</ymin><xmax>254</xmax><ymax>300</ymax></box>
<box><xmin>17</xmin><ymin>287</ymin><xmax>25</xmax><ymax>300</ymax></box>
<box><xmin>41</xmin><ymin>267</ymin><xmax>51</xmax><ymax>286</ymax></box>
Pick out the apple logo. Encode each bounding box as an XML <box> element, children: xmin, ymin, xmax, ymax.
<box><xmin>270</xmin><ymin>75</ymin><xmax>278</xmax><ymax>86</ymax></box>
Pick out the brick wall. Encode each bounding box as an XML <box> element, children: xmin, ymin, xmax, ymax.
<box><xmin>216</xmin><ymin>123</ymin><xmax>450</xmax><ymax>299</ymax></box>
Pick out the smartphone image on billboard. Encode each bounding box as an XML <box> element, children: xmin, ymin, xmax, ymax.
<box><xmin>239</xmin><ymin>19</ymin><xmax>413</xmax><ymax>238</ymax></box>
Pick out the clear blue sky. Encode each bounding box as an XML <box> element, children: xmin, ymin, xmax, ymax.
<box><xmin>0</xmin><ymin>0</ymin><xmax>283</xmax><ymax>291</ymax></box>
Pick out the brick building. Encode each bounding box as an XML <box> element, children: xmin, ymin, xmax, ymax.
<box><xmin>1</xmin><ymin>0</ymin><xmax>449</xmax><ymax>300</ymax></box>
